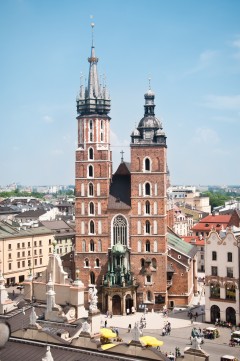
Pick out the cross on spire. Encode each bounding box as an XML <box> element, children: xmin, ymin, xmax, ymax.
<box><xmin>120</xmin><ymin>150</ymin><xmax>124</xmax><ymax>163</ymax></box>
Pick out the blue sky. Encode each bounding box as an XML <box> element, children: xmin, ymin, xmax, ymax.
<box><xmin>1</xmin><ymin>0</ymin><xmax>240</xmax><ymax>187</ymax></box>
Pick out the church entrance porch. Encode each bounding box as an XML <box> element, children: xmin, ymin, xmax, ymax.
<box><xmin>126</xmin><ymin>294</ymin><xmax>133</xmax><ymax>314</ymax></box>
<box><xmin>101</xmin><ymin>285</ymin><xmax>138</xmax><ymax>316</ymax></box>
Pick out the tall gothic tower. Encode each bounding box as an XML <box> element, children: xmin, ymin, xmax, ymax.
<box><xmin>75</xmin><ymin>25</ymin><xmax>112</xmax><ymax>300</ymax></box>
<box><xmin>130</xmin><ymin>88</ymin><xmax>168</xmax><ymax>308</ymax></box>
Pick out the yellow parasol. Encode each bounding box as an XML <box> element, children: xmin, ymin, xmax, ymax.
<box><xmin>101</xmin><ymin>343</ymin><xmax>117</xmax><ymax>350</ymax></box>
<box><xmin>100</xmin><ymin>328</ymin><xmax>117</xmax><ymax>339</ymax></box>
<box><xmin>139</xmin><ymin>336</ymin><xmax>164</xmax><ymax>347</ymax></box>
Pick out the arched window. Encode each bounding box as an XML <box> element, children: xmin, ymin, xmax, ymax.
<box><xmin>89</xmin><ymin>202</ymin><xmax>94</xmax><ymax>215</ymax></box>
<box><xmin>85</xmin><ymin>258</ymin><xmax>89</xmax><ymax>267</ymax></box>
<box><xmin>146</xmin><ymin>240</ymin><xmax>150</xmax><ymax>252</ymax></box>
<box><xmin>141</xmin><ymin>258</ymin><xmax>145</xmax><ymax>267</ymax></box>
<box><xmin>89</xmin><ymin>221</ymin><xmax>95</xmax><ymax>234</ymax></box>
<box><xmin>138</xmin><ymin>240</ymin><xmax>142</xmax><ymax>252</ymax></box>
<box><xmin>89</xmin><ymin>119</ymin><xmax>93</xmax><ymax>130</ymax></box>
<box><xmin>113</xmin><ymin>215</ymin><xmax>127</xmax><ymax>245</ymax></box>
<box><xmin>145</xmin><ymin>220</ymin><xmax>150</xmax><ymax>234</ymax></box>
<box><xmin>88</xmin><ymin>165</ymin><xmax>93</xmax><ymax>177</ymax></box>
<box><xmin>89</xmin><ymin>183</ymin><xmax>94</xmax><ymax>196</ymax></box>
<box><xmin>89</xmin><ymin>148</ymin><xmax>94</xmax><ymax>160</ymax></box>
<box><xmin>145</xmin><ymin>158</ymin><xmax>150</xmax><ymax>171</ymax></box>
<box><xmin>90</xmin><ymin>271</ymin><xmax>95</xmax><ymax>285</ymax></box>
<box><xmin>96</xmin><ymin>258</ymin><xmax>100</xmax><ymax>267</ymax></box>
<box><xmin>90</xmin><ymin>239</ymin><xmax>95</xmax><ymax>252</ymax></box>
<box><xmin>82</xmin><ymin>240</ymin><xmax>86</xmax><ymax>252</ymax></box>
<box><xmin>145</xmin><ymin>201</ymin><xmax>150</xmax><ymax>214</ymax></box>
<box><xmin>145</xmin><ymin>182</ymin><xmax>150</xmax><ymax>196</ymax></box>
<box><xmin>98</xmin><ymin>239</ymin><xmax>102</xmax><ymax>252</ymax></box>
<box><xmin>147</xmin><ymin>291</ymin><xmax>152</xmax><ymax>301</ymax></box>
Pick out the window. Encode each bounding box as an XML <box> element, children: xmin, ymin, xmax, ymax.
<box><xmin>90</xmin><ymin>271</ymin><xmax>95</xmax><ymax>284</ymax></box>
<box><xmin>152</xmin><ymin>258</ymin><xmax>157</xmax><ymax>269</ymax></box>
<box><xmin>17</xmin><ymin>252</ymin><xmax>20</xmax><ymax>258</ymax></box>
<box><xmin>212</xmin><ymin>251</ymin><xmax>217</xmax><ymax>261</ymax></box>
<box><xmin>98</xmin><ymin>240</ymin><xmax>102</xmax><ymax>252</ymax></box>
<box><xmin>138</xmin><ymin>240</ymin><xmax>142</xmax><ymax>252</ymax></box>
<box><xmin>210</xmin><ymin>282</ymin><xmax>220</xmax><ymax>298</ymax></box>
<box><xmin>49</xmin><ymin>239</ymin><xmax>51</xmax><ymax>245</ymax></box>
<box><xmin>211</xmin><ymin>266</ymin><xmax>218</xmax><ymax>276</ymax></box>
<box><xmin>227</xmin><ymin>267</ymin><xmax>233</xmax><ymax>278</ymax></box>
<box><xmin>145</xmin><ymin>220</ymin><xmax>150</xmax><ymax>234</ymax></box>
<box><xmin>226</xmin><ymin>284</ymin><xmax>236</xmax><ymax>300</ymax></box>
<box><xmin>90</xmin><ymin>240</ymin><xmax>95</xmax><ymax>252</ymax></box>
<box><xmin>40</xmin><ymin>258</ymin><xmax>42</xmax><ymax>265</ymax></box>
<box><xmin>90</xmin><ymin>132</ymin><xmax>93</xmax><ymax>142</ymax></box>
<box><xmin>89</xmin><ymin>183</ymin><xmax>94</xmax><ymax>196</ymax></box>
<box><xmin>49</xmin><ymin>247</ymin><xmax>52</xmax><ymax>253</ymax></box>
<box><xmin>39</xmin><ymin>240</ymin><xmax>42</xmax><ymax>246</ymax></box>
<box><xmin>28</xmin><ymin>260</ymin><xmax>31</xmax><ymax>267</ymax></box>
<box><xmin>8</xmin><ymin>263</ymin><xmax>12</xmax><ymax>270</ymax></box>
<box><xmin>82</xmin><ymin>240</ymin><xmax>86</xmax><ymax>252</ymax></box>
<box><xmin>89</xmin><ymin>147</ymin><xmax>94</xmax><ymax>160</ymax></box>
<box><xmin>112</xmin><ymin>215</ymin><xmax>127</xmax><ymax>245</ymax></box>
<box><xmin>35</xmin><ymin>259</ymin><xmax>37</xmax><ymax>266</ymax></box>
<box><xmin>34</xmin><ymin>241</ymin><xmax>37</xmax><ymax>247</ymax></box>
<box><xmin>39</xmin><ymin>249</ymin><xmax>42</xmax><ymax>255</ymax></box>
<box><xmin>145</xmin><ymin>201</ymin><xmax>150</xmax><ymax>214</ymax></box>
<box><xmin>22</xmin><ymin>261</ymin><xmax>25</xmax><ymax>267</ymax></box>
<box><xmin>28</xmin><ymin>242</ymin><xmax>31</xmax><ymax>247</ymax></box>
<box><xmin>145</xmin><ymin>240</ymin><xmax>150</xmax><ymax>252</ymax></box>
<box><xmin>96</xmin><ymin>258</ymin><xmax>100</xmax><ymax>267</ymax></box>
<box><xmin>34</xmin><ymin>250</ymin><xmax>37</xmax><ymax>255</ymax></box>
<box><xmin>141</xmin><ymin>258</ymin><xmax>145</xmax><ymax>267</ymax></box>
<box><xmin>89</xmin><ymin>220</ymin><xmax>95</xmax><ymax>234</ymax></box>
<box><xmin>17</xmin><ymin>261</ymin><xmax>20</xmax><ymax>268</ymax></box>
<box><xmin>85</xmin><ymin>258</ymin><xmax>89</xmax><ymax>267</ymax></box>
<box><xmin>88</xmin><ymin>165</ymin><xmax>93</xmax><ymax>177</ymax></box>
<box><xmin>227</xmin><ymin>252</ymin><xmax>232</xmax><ymax>262</ymax></box>
<box><xmin>22</xmin><ymin>242</ymin><xmax>25</xmax><ymax>248</ymax></box>
<box><xmin>89</xmin><ymin>202</ymin><xmax>94</xmax><ymax>215</ymax></box>
<box><xmin>22</xmin><ymin>251</ymin><xmax>25</xmax><ymax>257</ymax></box>
<box><xmin>145</xmin><ymin>158</ymin><xmax>150</xmax><ymax>171</ymax></box>
<box><xmin>8</xmin><ymin>253</ymin><xmax>11</xmax><ymax>259</ymax></box>
<box><xmin>17</xmin><ymin>243</ymin><xmax>20</xmax><ymax>249</ymax></box>
<box><xmin>146</xmin><ymin>275</ymin><xmax>151</xmax><ymax>283</ymax></box>
<box><xmin>89</xmin><ymin>119</ymin><xmax>93</xmax><ymax>129</ymax></box>
<box><xmin>145</xmin><ymin>183</ymin><xmax>150</xmax><ymax>196</ymax></box>
<box><xmin>8</xmin><ymin>244</ymin><xmax>11</xmax><ymax>250</ymax></box>
<box><xmin>147</xmin><ymin>291</ymin><xmax>152</xmax><ymax>301</ymax></box>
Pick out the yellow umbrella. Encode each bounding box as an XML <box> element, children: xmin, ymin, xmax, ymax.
<box><xmin>100</xmin><ymin>328</ymin><xmax>117</xmax><ymax>339</ymax></box>
<box><xmin>101</xmin><ymin>343</ymin><xmax>117</xmax><ymax>350</ymax></box>
<box><xmin>139</xmin><ymin>336</ymin><xmax>164</xmax><ymax>347</ymax></box>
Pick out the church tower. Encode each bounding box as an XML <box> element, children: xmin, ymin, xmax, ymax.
<box><xmin>130</xmin><ymin>87</ymin><xmax>168</xmax><ymax>309</ymax></box>
<box><xmin>75</xmin><ymin>24</ymin><xmax>112</xmax><ymax>300</ymax></box>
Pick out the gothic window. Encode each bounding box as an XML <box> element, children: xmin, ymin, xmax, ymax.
<box><xmin>141</xmin><ymin>258</ymin><xmax>145</xmax><ymax>267</ymax></box>
<box><xmin>89</xmin><ymin>119</ymin><xmax>93</xmax><ymax>130</ymax></box>
<box><xmin>90</xmin><ymin>239</ymin><xmax>95</xmax><ymax>252</ymax></box>
<box><xmin>95</xmin><ymin>258</ymin><xmax>100</xmax><ymax>267</ymax></box>
<box><xmin>100</xmin><ymin>132</ymin><xmax>103</xmax><ymax>142</ymax></box>
<box><xmin>98</xmin><ymin>239</ymin><xmax>102</xmax><ymax>252</ymax></box>
<box><xmin>145</xmin><ymin>201</ymin><xmax>150</xmax><ymax>214</ymax></box>
<box><xmin>89</xmin><ymin>183</ymin><xmax>94</xmax><ymax>196</ymax></box>
<box><xmin>145</xmin><ymin>158</ymin><xmax>150</xmax><ymax>171</ymax></box>
<box><xmin>145</xmin><ymin>240</ymin><xmax>150</xmax><ymax>252</ymax></box>
<box><xmin>85</xmin><ymin>258</ymin><xmax>89</xmax><ymax>267</ymax></box>
<box><xmin>145</xmin><ymin>220</ymin><xmax>150</xmax><ymax>234</ymax></box>
<box><xmin>90</xmin><ymin>132</ymin><xmax>93</xmax><ymax>142</ymax></box>
<box><xmin>90</xmin><ymin>271</ymin><xmax>95</xmax><ymax>284</ymax></box>
<box><xmin>82</xmin><ymin>240</ymin><xmax>86</xmax><ymax>252</ymax></box>
<box><xmin>145</xmin><ymin>182</ymin><xmax>150</xmax><ymax>196</ymax></box>
<box><xmin>112</xmin><ymin>215</ymin><xmax>127</xmax><ymax>245</ymax></box>
<box><xmin>89</xmin><ymin>202</ymin><xmax>94</xmax><ymax>215</ymax></box>
<box><xmin>101</xmin><ymin>120</ymin><xmax>103</xmax><ymax>129</ymax></box>
<box><xmin>89</xmin><ymin>147</ymin><xmax>94</xmax><ymax>160</ymax></box>
<box><xmin>88</xmin><ymin>165</ymin><xmax>93</xmax><ymax>177</ymax></box>
<box><xmin>89</xmin><ymin>221</ymin><xmax>95</xmax><ymax>234</ymax></box>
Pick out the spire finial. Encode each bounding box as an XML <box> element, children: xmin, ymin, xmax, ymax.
<box><xmin>90</xmin><ymin>16</ymin><xmax>95</xmax><ymax>47</ymax></box>
<box><xmin>148</xmin><ymin>77</ymin><xmax>151</xmax><ymax>90</ymax></box>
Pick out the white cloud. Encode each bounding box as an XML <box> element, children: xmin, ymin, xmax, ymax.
<box><xmin>43</xmin><ymin>115</ymin><xmax>54</xmax><ymax>123</ymax></box>
<box><xmin>183</xmin><ymin>50</ymin><xmax>219</xmax><ymax>76</ymax></box>
<box><xmin>203</xmin><ymin>94</ymin><xmax>240</xmax><ymax>110</ymax></box>
<box><xmin>192</xmin><ymin>127</ymin><xmax>220</xmax><ymax>145</ymax></box>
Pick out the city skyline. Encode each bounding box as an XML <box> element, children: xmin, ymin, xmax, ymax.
<box><xmin>1</xmin><ymin>1</ymin><xmax>240</xmax><ymax>186</ymax></box>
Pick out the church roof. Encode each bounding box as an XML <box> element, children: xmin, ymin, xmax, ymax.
<box><xmin>167</xmin><ymin>229</ymin><xmax>197</xmax><ymax>258</ymax></box>
<box><xmin>108</xmin><ymin>162</ymin><xmax>131</xmax><ymax>209</ymax></box>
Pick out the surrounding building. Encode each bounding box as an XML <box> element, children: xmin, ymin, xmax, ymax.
<box><xmin>182</xmin><ymin>235</ymin><xmax>205</xmax><ymax>272</ymax></box>
<box><xmin>191</xmin><ymin>211</ymin><xmax>240</xmax><ymax>239</ymax></box>
<box><xmin>205</xmin><ymin>227</ymin><xmax>240</xmax><ymax>325</ymax></box>
<box><xmin>167</xmin><ymin>186</ymin><xmax>211</xmax><ymax>214</ymax></box>
<box><xmin>0</xmin><ymin>221</ymin><xmax>54</xmax><ymax>285</ymax></box>
<box><xmin>172</xmin><ymin>205</ymin><xmax>193</xmax><ymax>237</ymax></box>
<box><xmin>74</xmin><ymin>27</ymin><xmax>197</xmax><ymax>314</ymax></box>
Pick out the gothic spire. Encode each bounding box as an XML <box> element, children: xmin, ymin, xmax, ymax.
<box><xmin>76</xmin><ymin>23</ymin><xmax>111</xmax><ymax>116</ymax></box>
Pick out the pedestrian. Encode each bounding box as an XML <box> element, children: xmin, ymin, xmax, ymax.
<box><xmin>128</xmin><ymin>324</ymin><xmax>131</xmax><ymax>333</ymax></box>
<box><xmin>127</xmin><ymin>308</ymin><xmax>130</xmax><ymax>315</ymax></box>
<box><xmin>105</xmin><ymin>320</ymin><xmax>107</xmax><ymax>328</ymax></box>
<box><xmin>12</xmin><ymin>290</ymin><xmax>15</xmax><ymax>298</ymax></box>
<box><xmin>115</xmin><ymin>328</ymin><xmax>119</xmax><ymax>337</ymax></box>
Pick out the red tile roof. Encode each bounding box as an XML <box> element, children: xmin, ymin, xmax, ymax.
<box><xmin>191</xmin><ymin>214</ymin><xmax>231</xmax><ymax>231</ymax></box>
<box><xmin>182</xmin><ymin>236</ymin><xmax>205</xmax><ymax>246</ymax></box>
